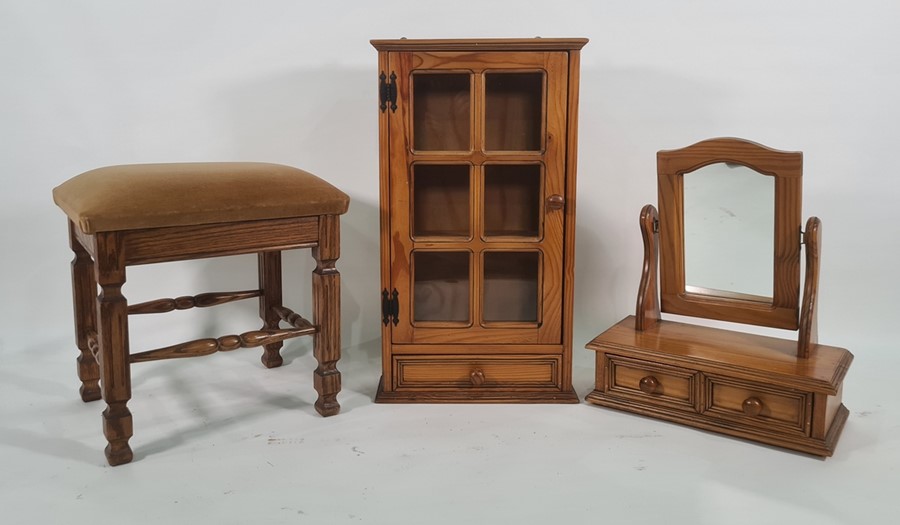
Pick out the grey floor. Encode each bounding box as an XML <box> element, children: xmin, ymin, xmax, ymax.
<box><xmin>1</xmin><ymin>331</ymin><xmax>895</xmax><ymax>524</ymax></box>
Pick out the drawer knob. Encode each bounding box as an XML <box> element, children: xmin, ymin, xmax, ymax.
<box><xmin>639</xmin><ymin>375</ymin><xmax>660</xmax><ymax>394</ymax></box>
<box><xmin>546</xmin><ymin>194</ymin><xmax>565</xmax><ymax>211</ymax></box>
<box><xmin>742</xmin><ymin>397</ymin><xmax>764</xmax><ymax>417</ymax></box>
<box><xmin>470</xmin><ymin>368</ymin><xmax>485</xmax><ymax>387</ymax></box>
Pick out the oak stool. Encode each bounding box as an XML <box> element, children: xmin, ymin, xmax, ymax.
<box><xmin>53</xmin><ymin>162</ymin><xmax>349</xmax><ymax>465</ymax></box>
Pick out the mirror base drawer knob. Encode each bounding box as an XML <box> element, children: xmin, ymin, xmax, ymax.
<box><xmin>742</xmin><ymin>397</ymin><xmax>764</xmax><ymax>416</ymax></box>
<box><xmin>639</xmin><ymin>375</ymin><xmax>660</xmax><ymax>394</ymax></box>
<box><xmin>470</xmin><ymin>368</ymin><xmax>485</xmax><ymax>387</ymax></box>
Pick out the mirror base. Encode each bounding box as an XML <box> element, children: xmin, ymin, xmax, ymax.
<box><xmin>585</xmin><ymin>316</ymin><xmax>852</xmax><ymax>457</ymax></box>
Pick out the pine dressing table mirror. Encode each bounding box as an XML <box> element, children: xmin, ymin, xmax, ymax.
<box><xmin>585</xmin><ymin>137</ymin><xmax>853</xmax><ymax>456</ymax></box>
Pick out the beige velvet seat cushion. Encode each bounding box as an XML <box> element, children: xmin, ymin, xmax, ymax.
<box><xmin>53</xmin><ymin>162</ymin><xmax>350</xmax><ymax>234</ymax></box>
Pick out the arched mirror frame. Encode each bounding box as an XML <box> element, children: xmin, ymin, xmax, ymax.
<box><xmin>657</xmin><ymin>138</ymin><xmax>803</xmax><ymax>330</ymax></box>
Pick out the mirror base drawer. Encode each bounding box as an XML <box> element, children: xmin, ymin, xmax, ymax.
<box><xmin>703</xmin><ymin>375</ymin><xmax>811</xmax><ymax>435</ymax></box>
<box><xmin>604</xmin><ymin>354</ymin><xmax>699</xmax><ymax>412</ymax></box>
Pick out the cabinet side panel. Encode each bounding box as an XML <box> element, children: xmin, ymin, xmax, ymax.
<box><xmin>561</xmin><ymin>50</ymin><xmax>581</xmax><ymax>391</ymax></box>
<box><xmin>378</xmin><ymin>50</ymin><xmax>394</xmax><ymax>390</ymax></box>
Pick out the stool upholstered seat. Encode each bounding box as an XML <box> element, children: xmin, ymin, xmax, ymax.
<box><xmin>53</xmin><ymin>162</ymin><xmax>349</xmax><ymax>233</ymax></box>
<box><xmin>54</xmin><ymin>162</ymin><xmax>348</xmax><ymax>466</ymax></box>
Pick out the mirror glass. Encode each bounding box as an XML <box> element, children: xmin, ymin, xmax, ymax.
<box><xmin>683</xmin><ymin>163</ymin><xmax>774</xmax><ymax>299</ymax></box>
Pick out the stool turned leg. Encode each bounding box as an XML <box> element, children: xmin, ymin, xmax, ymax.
<box><xmin>94</xmin><ymin>232</ymin><xmax>134</xmax><ymax>466</ymax></box>
<box><xmin>69</xmin><ymin>222</ymin><xmax>100</xmax><ymax>402</ymax></box>
<box><xmin>312</xmin><ymin>215</ymin><xmax>341</xmax><ymax>416</ymax></box>
<box><xmin>258</xmin><ymin>251</ymin><xmax>284</xmax><ymax>368</ymax></box>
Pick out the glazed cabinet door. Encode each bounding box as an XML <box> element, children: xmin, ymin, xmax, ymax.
<box><xmin>386</xmin><ymin>50</ymin><xmax>569</xmax><ymax>345</ymax></box>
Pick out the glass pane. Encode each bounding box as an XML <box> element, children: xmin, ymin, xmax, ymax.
<box><xmin>413</xmin><ymin>73</ymin><xmax>471</xmax><ymax>151</ymax></box>
<box><xmin>412</xmin><ymin>164</ymin><xmax>470</xmax><ymax>238</ymax></box>
<box><xmin>684</xmin><ymin>163</ymin><xmax>775</xmax><ymax>298</ymax></box>
<box><xmin>483</xmin><ymin>252</ymin><xmax>539</xmax><ymax>322</ymax></box>
<box><xmin>483</xmin><ymin>164</ymin><xmax>541</xmax><ymax>237</ymax></box>
<box><xmin>485</xmin><ymin>72</ymin><xmax>543</xmax><ymax>151</ymax></box>
<box><xmin>413</xmin><ymin>251</ymin><xmax>470</xmax><ymax>322</ymax></box>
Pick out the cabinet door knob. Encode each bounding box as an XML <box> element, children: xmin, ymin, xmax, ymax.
<box><xmin>546</xmin><ymin>194</ymin><xmax>565</xmax><ymax>211</ymax></box>
<box><xmin>639</xmin><ymin>375</ymin><xmax>660</xmax><ymax>394</ymax></box>
<box><xmin>470</xmin><ymin>368</ymin><xmax>485</xmax><ymax>387</ymax></box>
<box><xmin>742</xmin><ymin>397</ymin><xmax>764</xmax><ymax>417</ymax></box>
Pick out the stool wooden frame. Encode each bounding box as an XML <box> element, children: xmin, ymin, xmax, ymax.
<box><xmin>67</xmin><ymin>213</ymin><xmax>342</xmax><ymax>466</ymax></box>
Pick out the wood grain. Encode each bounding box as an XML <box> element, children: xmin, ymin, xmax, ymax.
<box><xmin>127</xmin><ymin>290</ymin><xmax>262</xmax><ymax>314</ymax></box>
<box><xmin>592</xmin><ymin>317</ymin><xmax>851</xmax><ymax>392</ymax></box>
<box><xmin>561</xmin><ymin>47</ymin><xmax>582</xmax><ymax>391</ymax></box>
<box><xmin>798</xmin><ymin>216</ymin><xmax>821</xmax><ymax>358</ymax></box>
<box><xmin>607</xmin><ymin>354</ymin><xmax>697</xmax><ymax>410</ymax></box>
<box><xmin>375</xmin><ymin>41</ymin><xmax>582</xmax><ymax>402</ymax></box>
<box><xmin>586</xmin><ymin>316</ymin><xmax>853</xmax><ymax>456</ymax></box>
<box><xmin>129</xmin><ymin>326</ymin><xmax>316</xmax><ymax>363</ymax></box>
<box><xmin>703</xmin><ymin>374</ymin><xmax>809</xmax><ymax>433</ymax></box>
<box><xmin>376</xmin><ymin>379</ymin><xmax>580</xmax><ymax>403</ymax></box>
<box><xmin>377</xmin><ymin>47</ymin><xmax>395</xmax><ymax>393</ymax></box>
<box><xmin>94</xmin><ymin>231</ymin><xmax>134</xmax><ymax>466</ymax></box>
<box><xmin>258</xmin><ymin>251</ymin><xmax>284</xmax><ymax>368</ymax></box>
<box><xmin>62</xmin><ymin>205</ymin><xmax>345</xmax><ymax>465</ymax></box>
<box><xmin>312</xmin><ymin>215</ymin><xmax>341</xmax><ymax>416</ymax></box>
<box><xmin>394</xmin><ymin>355</ymin><xmax>560</xmax><ymax>389</ymax></box>
<box><xmin>657</xmin><ymin>137</ymin><xmax>802</xmax><ymax>329</ymax></box>
<box><xmin>371</xmin><ymin>38</ymin><xmax>588</xmax><ymax>52</ymax></box>
<box><xmin>586</xmin><ymin>138</ymin><xmax>851</xmax><ymax>456</ymax></box>
<box><xmin>123</xmin><ymin>217</ymin><xmax>318</xmax><ymax>265</ymax></box>
<box><xmin>388</xmin><ymin>343</ymin><xmax>563</xmax><ymax>355</ymax></box>
<box><xmin>635</xmin><ymin>204</ymin><xmax>660</xmax><ymax>331</ymax></box>
<box><xmin>69</xmin><ymin>220</ymin><xmax>101</xmax><ymax>402</ymax></box>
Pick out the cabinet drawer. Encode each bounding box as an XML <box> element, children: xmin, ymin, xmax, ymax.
<box><xmin>394</xmin><ymin>355</ymin><xmax>560</xmax><ymax>389</ymax></box>
<box><xmin>703</xmin><ymin>375</ymin><xmax>811</xmax><ymax>435</ymax></box>
<box><xmin>605</xmin><ymin>355</ymin><xmax>699</xmax><ymax>412</ymax></box>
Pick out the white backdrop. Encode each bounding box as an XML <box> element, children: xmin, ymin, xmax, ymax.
<box><xmin>3</xmin><ymin>0</ymin><xmax>897</xmax><ymax>356</ymax></box>
<box><xmin>0</xmin><ymin>0</ymin><xmax>900</xmax><ymax>359</ymax></box>
<box><xmin>1</xmin><ymin>1</ymin><xmax>899</xmax><ymax>520</ymax></box>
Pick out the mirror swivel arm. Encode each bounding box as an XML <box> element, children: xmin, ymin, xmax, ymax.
<box><xmin>635</xmin><ymin>204</ymin><xmax>661</xmax><ymax>331</ymax></box>
<box><xmin>797</xmin><ymin>216</ymin><xmax>821</xmax><ymax>358</ymax></box>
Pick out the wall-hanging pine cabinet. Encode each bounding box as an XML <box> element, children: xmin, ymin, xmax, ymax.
<box><xmin>372</xmin><ymin>38</ymin><xmax>587</xmax><ymax>403</ymax></box>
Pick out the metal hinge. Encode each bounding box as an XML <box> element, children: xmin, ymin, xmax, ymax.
<box><xmin>379</xmin><ymin>71</ymin><xmax>397</xmax><ymax>113</ymax></box>
<box><xmin>381</xmin><ymin>288</ymin><xmax>399</xmax><ymax>326</ymax></box>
